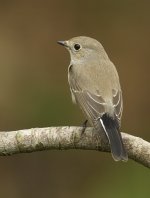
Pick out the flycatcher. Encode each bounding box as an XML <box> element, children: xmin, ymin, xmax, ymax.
<box><xmin>58</xmin><ymin>36</ymin><xmax>128</xmax><ymax>161</ymax></box>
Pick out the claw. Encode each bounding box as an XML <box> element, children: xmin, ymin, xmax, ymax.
<box><xmin>81</xmin><ymin>120</ymin><xmax>88</xmax><ymax>136</ymax></box>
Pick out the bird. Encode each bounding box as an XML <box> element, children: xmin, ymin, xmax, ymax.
<box><xmin>57</xmin><ymin>36</ymin><xmax>128</xmax><ymax>161</ymax></box>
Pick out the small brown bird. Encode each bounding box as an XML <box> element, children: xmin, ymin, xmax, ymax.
<box><xmin>58</xmin><ymin>36</ymin><xmax>128</xmax><ymax>161</ymax></box>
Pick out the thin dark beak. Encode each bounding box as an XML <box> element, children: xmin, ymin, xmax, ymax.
<box><xmin>57</xmin><ymin>40</ymin><xmax>68</xmax><ymax>47</ymax></box>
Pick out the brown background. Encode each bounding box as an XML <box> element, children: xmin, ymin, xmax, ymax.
<box><xmin>0</xmin><ymin>1</ymin><xmax>149</xmax><ymax>198</ymax></box>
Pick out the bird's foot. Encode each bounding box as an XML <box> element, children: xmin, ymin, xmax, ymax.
<box><xmin>81</xmin><ymin>120</ymin><xmax>88</xmax><ymax>136</ymax></box>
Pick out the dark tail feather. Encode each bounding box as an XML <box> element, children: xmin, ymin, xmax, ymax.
<box><xmin>100</xmin><ymin>114</ymin><xmax>128</xmax><ymax>161</ymax></box>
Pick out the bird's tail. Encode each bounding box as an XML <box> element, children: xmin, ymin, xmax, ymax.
<box><xmin>99</xmin><ymin>114</ymin><xmax>128</xmax><ymax>161</ymax></box>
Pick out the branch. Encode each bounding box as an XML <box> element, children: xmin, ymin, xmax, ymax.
<box><xmin>0</xmin><ymin>126</ymin><xmax>149</xmax><ymax>168</ymax></box>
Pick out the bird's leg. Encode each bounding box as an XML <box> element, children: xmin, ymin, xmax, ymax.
<box><xmin>81</xmin><ymin>120</ymin><xmax>88</xmax><ymax>136</ymax></box>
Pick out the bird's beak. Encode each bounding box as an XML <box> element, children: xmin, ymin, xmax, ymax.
<box><xmin>57</xmin><ymin>40</ymin><xmax>68</xmax><ymax>47</ymax></box>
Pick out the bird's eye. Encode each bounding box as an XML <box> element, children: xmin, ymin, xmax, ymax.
<box><xmin>74</xmin><ymin>43</ymin><xmax>81</xmax><ymax>51</ymax></box>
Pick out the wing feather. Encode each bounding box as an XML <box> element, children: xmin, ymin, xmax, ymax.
<box><xmin>70</xmin><ymin>78</ymin><xmax>106</xmax><ymax>122</ymax></box>
<box><xmin>112</xmin><ymin>89</ymin><xmax>123</xmax><ymax>121</ymax></box>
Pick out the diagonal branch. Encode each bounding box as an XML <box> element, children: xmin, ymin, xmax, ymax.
<box><xmin>0</xmin><ymin>126</ymin><xmax>149</xmax><ymax>168</ymax></box>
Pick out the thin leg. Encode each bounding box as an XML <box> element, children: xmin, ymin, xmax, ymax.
<box><xmin>81</xmin><ymin>120</ymin><xmax>88</xmax><ymax>135</ymax></box>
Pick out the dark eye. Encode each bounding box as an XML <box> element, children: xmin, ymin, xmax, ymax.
<box><xmin>74</xmin><ymin>43</ymin><xmax>81</xmax><ymax>51</ymax></box>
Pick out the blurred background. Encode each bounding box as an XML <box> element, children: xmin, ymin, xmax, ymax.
<box><xmin>0</xmin><ymin>0</ymin><xmax>149</xmax><ymax>197</ymax></box>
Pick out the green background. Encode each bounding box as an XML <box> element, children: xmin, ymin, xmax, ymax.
<box><xmin>0</xmin><ymin>0</ymin><xmax>149</xmax><ymax>197</ymax></box>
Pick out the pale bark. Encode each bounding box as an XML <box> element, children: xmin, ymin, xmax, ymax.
<box><xmin>0</xmin><ymin>126</ymin><xmax>149</xmax><ymax>168</ymax></box>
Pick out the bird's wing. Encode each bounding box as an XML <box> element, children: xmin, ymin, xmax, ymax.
<box><xmin>70</xmin><ymin>78</ymin><xmax>106</xmax><ymax>122</ymax></box>
<box><xmin>70</xmin><ymin>77</ymin><xmax>122</xmax><ymax>123</ymax></box>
